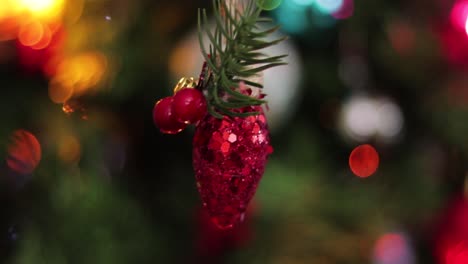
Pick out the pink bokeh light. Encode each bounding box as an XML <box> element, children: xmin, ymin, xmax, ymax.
<box><xmin>332</xmin><ymin>0</ymin><xmax>354</xmax><ymax>20</ymax></box>
<box><xmin>451</xmin><ymin>1</ymin><xmax>468</xmax><ymax>35</ymax></box>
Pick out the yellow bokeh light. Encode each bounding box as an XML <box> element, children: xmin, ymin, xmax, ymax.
<box><xmin>62</xmin><ymin>0</ymin><xmax>83</xmax><ymax>25</ymax></box>
<box><xmin>16</xmin><ymin>0</ymin><xmax>65</xmax><ymax>20</ymax></box>
<box><xmin>57</xmin><ymin>134</ymin><xmax>81</xmax><ymax>163</ymax></box>
<box><xmin>48</xmin><ymin>52</ymin><xmax>108</xmax><ymax>103</ymax></box>
<box><xmin>48</xmin><ymin>76</ymin><xmax>74</xmax><ymax>103</ymax></box>
<box><xmin>0</xmin><ymin>1</ymin><xmax>23</xmax><ymax>20</ymax></box>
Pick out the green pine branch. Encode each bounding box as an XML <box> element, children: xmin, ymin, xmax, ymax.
<box><xmin>198</xmin><ymin>0</ymin><xmax>287</xmax><ymax>118</ymax></box>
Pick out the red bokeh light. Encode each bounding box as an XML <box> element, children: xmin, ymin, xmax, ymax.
<box><xmin>388</xmin><ymin>20</ymin><xmax>416</xmax><ymax>55</ymax></box>
<box><xmin>349</xmin><ymin>144</ymin><xmax>379</xmax><ymax>178</ymax></box>
<box><xmin>16</xmin><ymin>26</ymin><xmax>64</xmax><ymax>74</ymax></box>
<box><xmin>434</xmin><ymin>196</ymin><xmax>468</xmax><ymax>264</ymax></box>
<box><xmin>6</xmin><ymin>129</ymin><xmax>41</xmax><ymax>175</ymax></box>
<box><xmin>446</xmin><ymin>241</ymin><xmax>468</xmax><ymax>264</ymax></box>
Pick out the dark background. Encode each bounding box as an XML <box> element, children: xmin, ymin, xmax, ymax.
<box><xmin>0</xmin><ymin>0</ymin><xmax>467</xmax><ymax>263</ymax></box>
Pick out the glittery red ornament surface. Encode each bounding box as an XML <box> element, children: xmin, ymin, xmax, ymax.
<box><xmin>193</xmin><ymin>106</ymin><xmax>272</xmax><ymax>229</ymax></box>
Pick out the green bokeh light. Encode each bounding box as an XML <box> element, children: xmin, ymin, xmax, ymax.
<box><xmin>256</xmin><ymin>0</ymin><xmax>283</xmax><ymax>10</ymax></box>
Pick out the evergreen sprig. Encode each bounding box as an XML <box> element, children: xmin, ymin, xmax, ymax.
<box><xmin>198</xmin><ymin>0</ymin><xmax>287</xmax><ymax>118</ymax></box>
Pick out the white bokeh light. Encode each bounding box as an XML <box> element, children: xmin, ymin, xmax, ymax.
<box><xmin>340</xmin><ymin>96</ymin><xmax>404</xmax><ymax>143</ymax></box>
<box><xmin>376</xmin><ymin>100</ymin><xmax>404</xmax><ymax>140</ymax></box>
<box><xmin>342</xmin><ymin>97</ymin><xmax>378</xmax><ymax>140</ymax></box>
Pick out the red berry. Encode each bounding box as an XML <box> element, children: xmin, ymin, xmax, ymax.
<box><xmin>172</xmin><ymin>88</ymin><xmax>207</xmax><ymax>124</ymax></box>
<box><xmin>153</xmin><ymin>97</ymin><xmax>187</xmax><ymax>134</ymax></box>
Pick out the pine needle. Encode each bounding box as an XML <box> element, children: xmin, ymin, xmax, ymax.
<box><xmin>198</xmin><ymin>0</ymin><xmax>287</xmax><ymax>117</ymax></box>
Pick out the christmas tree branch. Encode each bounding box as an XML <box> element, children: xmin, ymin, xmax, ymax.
<box><xmin>198</xmin><ymin>0</ymin><xmax>287</xmax><ymax>117</ymax></box>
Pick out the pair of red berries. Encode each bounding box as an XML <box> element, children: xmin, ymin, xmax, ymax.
<box><xmin>153</xmin><ymin>88</ymin><xmax>207</xmax><ymax>134</ymax></box>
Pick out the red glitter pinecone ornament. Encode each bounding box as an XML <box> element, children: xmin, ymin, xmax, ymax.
<box><xmin>193</xmin><ymin>105</ymin><xmax>272</xmax><ymax>229</ymax></box>
<box><xmin>151</xmin><ymin>0</ymin><xmax>287</xmax><ymax>230</ymax></box>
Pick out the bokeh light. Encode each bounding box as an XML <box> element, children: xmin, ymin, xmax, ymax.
<box><xmin>17</xmin><ymin>0</ymin><xmax>65</xmax><ymax>20</ymax></box>
<box><xmin>349</xmin><ymin>144</ymin><xmax>379</xmax><ymax>178</ymax></box>
<box><xmin>0</xmin><ymin>15</ymin><xmax>24</xmax><ymax>41</ymax></box>
<box><xmin>48</xmin><ymin>76</ymin><xmax>74</xmax><ymax>103</ymax></box>
<box><xmin>340</xmin><ymin>96</ymin><xmax>404</xmax><ymax>142</ymax></box>
<box><xmin>373</xmin><ymin>233</ymin><xmax>415</xmax><ymax>264</ymax></box>
<box><xmin>6</xmin><ymin>129</ymin><xmax>41</xmax><ymax>175</ymax></box>
<box><xmin>342</xmin><ymin>96</ymin><xmax>378</xmax><ymax>139</ymax></box>
<box><xmin>57</xmin><ymin>134</ymin><xmax>81</xmax><ymax>163</ymax></box>
<box><xmin>465</xmin><ymin>18</ymin><xmax>468</xmax><ymax>37</ymax></box>
<box><xmin>375</xmin><ymin>100</ymin><xmax>404</xmax><ymax>140</ymax></box>
<box><xmin>48</xmin><ymin>52</ymin><xmax>108</xmax><ymax>103</ymax></box>
<box><xmin>62</xmin><ymin>0</ymin><xmax>84</xmax><ymax>25</ymax></box>
<box><xmin>274</xmin><ymin>0</ymin><xmax>308</xmax><ymax>34</ymax></box>
<box><xmin>0</xmin><ymin>1</ymin><xmax>24</xmax><ymax>21</ymax></box>
<box><xmin>331</xmin><ymin>0</ymin><xmax>353</xmax><ymax>19</ymax></box>
<box><xmin>18</xmin><ymin>20</ymin><xmax>44</xmax><ymax>47</ymax></box>
<box><xmin>31</xmin><ymin>23</ymin><xmax>51</xmax><ymax>50</ymax></box>
<box><xmin>274</xmin><ymin>0</ymin><xmax>340</xmax><ymax>31</ymax></box>
<box><xmin>445</xmin><ymin>241</ymin><xmax>468</xmax><ymax>264</ymax></box>
<box><xmin>314</xmin><ymin>0</ymin><xmax>343</xmax><ymax>14</ymax></box>
<box><xmin>387</xmin><ymin>19</ymin><xmax>416</xmax><ymax>55</ymax></box>
<box><xmin>434</xmin><ymin>197</ymin><xmax>468</xmax><ymax>264</ymax></box>
<box><xmin>451</xmin><ymin>1</ymin><xmax>468</xmax><ymax>34</ymax></box>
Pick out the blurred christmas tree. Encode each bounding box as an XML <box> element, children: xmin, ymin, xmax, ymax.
<box><xmin>0</xmin><ymin>0</ymin><xmax>467</xmax><ymax>263</ymax></box>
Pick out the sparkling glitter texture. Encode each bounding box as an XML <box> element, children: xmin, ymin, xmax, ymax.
<box><xmin>193</xmin><ymin>106</ymin><xmax>272</xmax><ymax>229</ymax></box>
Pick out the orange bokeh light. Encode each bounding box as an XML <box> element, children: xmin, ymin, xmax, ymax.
<box><xmin>18</xmin><ymin>20</ymin><xmax>44</xmax><ymax>46</ymax></box>
<box><xmin>31</xmin><ymin>22</ymin><xmax>51</xmax><ymax>49</ymax></box>
<box><xmin>48</xmin><ymin>76</ymin><xmax>74</xmax><ymax>103</ymax></box>
<box><xmin>0</xmin><ymin>16</ymin><xmax>23</xmax><ymax>41</ymax></box>
<box><xmin>57</xmin><ymin>135</ymin><xmax>81</xmax><ymax>163</ymax></box>
<box><xmin>0</xmin><ymin>0</ymin><xmax>66</xmax><ymax>42</ymax></box>
<box><xmin>48</xmin><ymin>52</ymin><xmax>108</xmax><ymax>103</ymax></box>
<box><xmin>6</xmin><ymin>129</ymin><xmax>41</xmax><ymax>175</ymax></box>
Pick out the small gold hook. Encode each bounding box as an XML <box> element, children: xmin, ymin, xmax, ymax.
<box><xmin>173</xmin><ymin>77</ymin><xmax>198</xmax><ymax>94</ymax></box>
